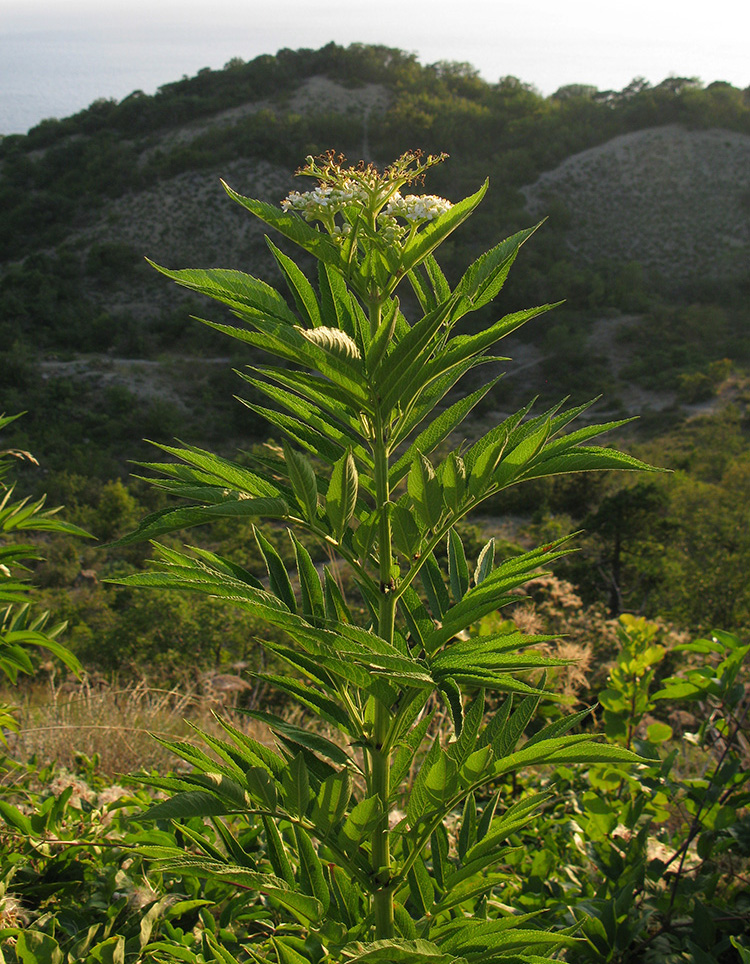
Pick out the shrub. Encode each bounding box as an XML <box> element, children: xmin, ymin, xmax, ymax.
<box><xmin>110</xmin><ymin>151</ymin><xmax>653</xmax><ymax>961</ymax></box>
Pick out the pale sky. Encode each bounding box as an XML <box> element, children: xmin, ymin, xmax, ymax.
<box><xmin>2</xmin><ymin>0</ymin><xmax>749</xmax><ymax>133</ymax></box>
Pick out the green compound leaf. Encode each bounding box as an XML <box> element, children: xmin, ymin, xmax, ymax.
<box><xmin>267</xmin><ymin>237</ymin><xmax>323</xmax><ymax>328</ymax></box>
<box><xmin>221</xmin><ymin>182</ymin><xmax>342</xmax><ymax>271</ymax></box>
<box><xmin>109</xmin><ymin>497</ymin><xmax>289</xmax><ymax>547</ymax></box>
<box><xmin>241</xmin><ymin>373</ymin><xmax>370</xmax><ymax>464</ymax></box>
<box><xmin>341</xmin><ymin>938</ymin><xmax>467</xmax><ymax>963</ymax></box>
<box><xmin>452</xmin><ymin>223</ymin><xmax>542</xmax><ymax>316</ymax></box>
<box><xmin>420</xmin><ymin>551</ymin><xmax>451</xmax><ymax>621</ymax></box>
<box><xmin>146</xmin><ymin>261</ymin><xmax>298</xmax><ymax>324</ymax></box>
<box><xmin>374</xmin><ymin>299</ymin><xmax>454</xmax><ymax>405</ymax></box>
<box><xmin>294</xmin><ymin>824</ymin><xmax>331</xmax><ymax>913</ymax></box>
<box><xmin>262</xmin><ymin>815</ymin><xmax>295</xmax><ymax>887</ymax></box>
<box><xmin>407</xmin><ymin>254</ymin><xmax>452</xmax><ymax>314</ymax></box>
<box><xmin>440</xmin><ymin>452</ymin><xmax>467</xmax><ymax>513</ymax></box>
<box><xmin>438</xmin><ymin>676</ymin><xmax>464</xmax><ymax>738</ymax></box>
<box><xmin>447</xmin><ymin>690</ymin><xmax>486</xmax><ymax>767</ymax></box>
<box><xmin>423</xmin><ymin>254</ymin><xmax>452</xmax><ymax>303</ymax></box>
<box><xmin>424</xmin><ymin>753</ymin><xmax>460</xmax><ymax>812</ymax></box>
<box><xmin>489</xmin><ymin>738</ymin><xmax>648</xmax><ymax>785</ymax></box>
<box><xmin>491</xmin><ymin>418</ymin><xmax>552</xmax><ymax>490</ymax></box>
<box><xmin>366</xmin><ymin>295</ymin><xmax>401</xmax><ymax>373</ymax></box>
<box><xmin>318</xmin><ymin>261</ymin><xmax>358</xmax><ymax>338</ymax></box>
<box><xmin>254</xmin><ymin>526</ymin><xmax>297</xmax><ymax>613</ymax></box>
<box><xmin>391</xmin><ymin>503</ymin><xmax>422</xmax><ymax>559</ymax></box>
<box><xmin>441</xmin><ymin>921</ymin><xmax>575</xmax><ymax>956</ymax></box>
<box><xmin>338</xmin><ymin>795</ymin><xmax>383</xmax><ymax>853</ymax></box>
<box><xmin>407</xmin><ymin>855</ymin><xmax>436</xmax><ymax>917</ymax></box>
<box><xmin>248</xmin><ymin>711</ymin><xmax>351</xmax><ymax>767</ymax></box>
<box><xmin>323</xmin><ymin>567</ymin><xmax>353</xmax><ymax>624</ymax></box>
<box><xmin>135</xmin><ymin>439</ymin><xmax>283</xmax><ymax>495</ymax></box>
<box><xmin>328</xmin><ymin>863</ymin><xmax>360</xmax><ymax>928</ymax></box>
<box><xmin>290</xmin><ymin>532</ymin><xmax>325</xmax><ymax>622</ymax></box>
<box><xmin>311</xmin><ymin>769</ymin><xmax>353</xmax><ymax>835</ymax></box>
<box><xmin>424</xmin><ymin>538</ymin><xmax>573</xmax><ymax>650</ymax></box>
<box><xmin>458</xmin><ymin>744</ymin><xmax>494</xmax><ymax>787</ymax></box>
<box><xmin>447</xmin><ymin>528</ymin><xmax>470</xmax><ymax>602</ymax></box>
<box><xmin>272</xmin><ymin>938</ymin><xmax>314</xmax><ymax>964</ymax></box>
<box><xmin>474</xmin><ymin>538</ymin><xmax>496</xmax><ymax>586</ymax></box>
<box><xmin>282</xmin><ymin>751</ymin><xmax>312</xmax><ymax>818</ymax></box>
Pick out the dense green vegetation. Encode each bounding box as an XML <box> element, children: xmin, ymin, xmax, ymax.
<box><xmin>0</xmin><ymin>42</ymin><xmax>748</xmax><ymax>672</ymax></box>
<box><xmin>0</xmin><ymin>41</ymin><xmax>748</xmax><ymax>660</ymax></box>
<box><xmin>1</xmin><ymin>44</ymin><xmax>749</xmax><ymax>359</ymax></box>
<box><xmin>1</xmin><ymin>44</ymin><xmax>749</xmax><ymax>963</ymax></box>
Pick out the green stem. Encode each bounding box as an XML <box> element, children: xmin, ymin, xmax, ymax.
<box><xmin>370</xmin><ymin>300</ymin><xmax>396</xmax><ymax>940</ymax></box>
<box><xmin>288</xmin><ymin>514</ymin><xmax>380</xmax><ymax>596</ymax></box>
<box><xmin>223</xmin><ymin>809</ymin><xmax>375</xmax><ymax>890</ymax></box>
<box><xmin>393</xmin><ymin>495</ymin><xmax>480</xmax><ymax>603</ymax></box>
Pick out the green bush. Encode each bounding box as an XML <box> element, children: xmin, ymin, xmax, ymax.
<box><xmin>108</xmin><ymin>151</ymin><xmax>653</xmax><ymax>961</ymax></box>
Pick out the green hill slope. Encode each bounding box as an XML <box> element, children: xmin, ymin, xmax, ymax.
<box><xmin>1</xmin><ymin>43</ymin><xmax>749</xmax><ymax>473</ymax></box>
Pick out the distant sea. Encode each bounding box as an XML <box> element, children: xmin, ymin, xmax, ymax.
<box><xmin>0</xmin><ymin>34</ymin><xmax>260</xmax><ymax>135</ymax></box>
<box><xmin>3</xmin><ymin>18</ymin><xmax>747</xmax><ymax>139</ymax></box>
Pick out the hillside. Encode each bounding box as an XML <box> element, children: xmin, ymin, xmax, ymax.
<box><xmin>523</xmin><ymin>124</ymin><xmax>750</xmax><ymax>283</ymax></box>
<box><xmin>3</xmin><ymin>49</ymin><xmax>750</xmax><ymax>964</ymax></box>
<box><xmin>45</xmin><ymin>100</ymin><xmax>750</xmax><ymax>309</ymax></box>
<box><xmin>1</xmin><ymin>43</ymin><xmax>749</xmax><ymax>475</ymax></box>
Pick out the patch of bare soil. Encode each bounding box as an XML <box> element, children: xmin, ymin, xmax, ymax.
<box><xmin>39</xmin><ymin>354</ymin><xmax>229</xmax><ymax>411</ymax></box>
<box><xmin>72</xmin><ymin>77</ymin><xmax>392</xmax><ymax>316</ymax></box>
<box><xmin>288</xmin><ymin>76</ymin><xmax>390</xmax><ymax>117</ymax></box>
<box><xmin>138</xmin><ymin>76</ymin><xmax>390</xmax><ymax>164</ymax></box>
<box><xmin>522</xmin><ymin>125</ymin><xmax>750</xmax><ymax>282</ymax></box>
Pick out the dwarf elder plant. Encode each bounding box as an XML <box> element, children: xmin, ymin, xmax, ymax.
<box><xmin>114</xmin><ymin>152</ymin><xmax>652</xmax><ymax>964</ymax></box>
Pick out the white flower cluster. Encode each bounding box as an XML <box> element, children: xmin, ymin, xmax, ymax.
<box><xmin>281</xmin><ymin>179</ymin><xmax>367</xmax><ymax>221</ymax></box>
<box><xmin>384</xmin><ymin>193</ymin><xmax>453</xmax><ymax>222</ymax></box>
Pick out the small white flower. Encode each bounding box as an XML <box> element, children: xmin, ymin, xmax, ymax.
<box><xmin>280</xmin><ymin>180</ymin><xmax>368</xmax><ymax>223</ymax></box>
<box><xmin>385</xmin><ymin>194</ymin><xmax>453</xmax><ymax>222</ymax></box>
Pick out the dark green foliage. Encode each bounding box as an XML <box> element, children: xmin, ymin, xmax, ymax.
<box><xmin>622</xmin><ymin>303</ymin><xmax>750</xmax><ymax>393</ymax></box>
<box><xmin>3</xmin><ymin>43</ymin><xmax>750</xmax><ymax>367</ymax></box>
<box><xmin>2</xmin><ymin>46</ymin><xmax>750</xmax><ymax>962</ymax></box>
<box><xmin>553</xmin><ymin>407</ymin><xmax>750</xmax><ymax>633</ymax></box>
<box><xmin>0</xmin><ymin>413</ymin><xmax>89</xmax><ymax>688</ymax></box>
<box><xmin>0</xmin><ymin>760</ymin><xmax>272</xmax><ymax>963</ymax></box>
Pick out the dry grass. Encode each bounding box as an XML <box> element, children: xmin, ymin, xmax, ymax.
<box><xmin>3</xmin><ymin>676</ymin><xmax>272</xmax><ymax>779</ymax></box>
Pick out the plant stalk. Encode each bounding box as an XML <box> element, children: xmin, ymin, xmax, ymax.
<box><xmin>370</xmin><ymin>300</ymin><xmax>396</xmax><ymax>939</ymax></box>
